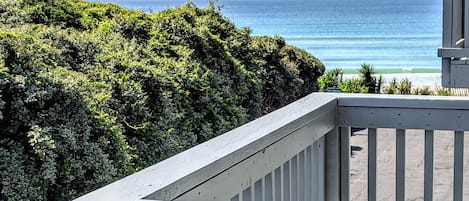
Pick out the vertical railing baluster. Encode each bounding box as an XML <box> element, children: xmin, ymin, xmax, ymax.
<box><xmin>255</xmin><ymin>179</ymin><xmax>262</xmax><ymax>201</ymax></box>
<box><xmin>318</xmin><ymin>136</ymin><xmax>326</xmax><ymax>201</ymax></box>
<box><xmin>454</xmin><ymin>131</ymin><xmax>464</xmax><ymax>201</ymax></box>
<box><xmin>396</xmin><ymin>129</ymin><xmax>406</xmax><ymax>201</ymax></box>
<box><xmin>283</xmin><ymin>161</ymin><xmax>290</xmax><ymax>201</ymax></box>
<box><xmin>306</xmin><ymin>146</ymin><xmax>312</xmax><ymax>201</ymax></box>
<box><xmin>326</xmin><ymin>128</ymin><xmax>340</xmax><ymax>201</ymax></box>
<box><xmin>312</xmin><ymin>141</ymin><xmax>319</xmax><ymax>200</ymax></box>
<box><xmin>243</xmin><ymin>186</ymin><xmax>252</xmax><ymax>201</ymax></box>
<box><xmin>265</xmin><ymin>173</ymin><xmax>273</xmax><ymax>201</ymax></box>
<box><xmin>424</xmin><ymin>130</ymin><xmax>434</xmax><ymax>201</ymax></box>
<box><xmin>340</xmin><ymin>127</ymin><xmax>350</xmax><ymax>201</ymax></box>
<box><xmin>275</xmin><ymin>167</ymin><xmax>281</xmax><ymax>201</ymax></box>
<box><xmin>299</xmin><ymin>150</ymin><xmax>305</xmax><ymax>201</ymax></box>
<box><xmin>368</xmin><ymin>128</ymin><xmax>377</xmax><ymax>201</ymax></box>
<box><xmin>292</xmin><ymin>156</ymin><xmax>298</xmax><ymax>201</ymax></box>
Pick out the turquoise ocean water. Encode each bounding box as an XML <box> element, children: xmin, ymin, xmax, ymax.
<box><xmin>97</xmin><ymin>0</ymin><xmax>443</xmax><ymax>74</ymax></box>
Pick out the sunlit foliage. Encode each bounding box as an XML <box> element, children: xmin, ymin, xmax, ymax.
<box><xmin>0</xmin><ymin>0</ymin><xmax>324</xmax><ymax>200</ymax></box>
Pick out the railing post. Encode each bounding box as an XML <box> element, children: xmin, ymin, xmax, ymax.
<box><xmin>340</xmin><ymin>127</ymin><xmax>350</xmax><ymax>201</ymax></box>
<box><xmin>326</xmin><ymin>127</ymin><xmax>340</xmax><ymax>201</ymax></box>
<box><xmin>325</xmin><ymin>126</ymin><xmax>350</xmax><ymax>201</ymax></box>
<box><xmin>441</xmin><ymin>0</ymin><xmax>453</xmax><ymax>87</ymax></box>
<box><xmin>314</xmin><ymin>137</ymin><xmax>326</xmax><ymax>201</ymax></box>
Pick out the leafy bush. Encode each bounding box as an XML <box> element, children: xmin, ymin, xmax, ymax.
<box><xmin>318</xmin><ymin>64</ymin><xmax>381</xmax><ymax>94</ymax></box>
<box><xmin>434</xmin><ymin>86</ymin><xmax>452</xmax><ymax>96</ymax></box>
<box><xmin>318</xmin><ymin>68</ymin><xmax>343</xmax><ymax>91</ymax></box>
<box><xmin>383</xmin><ymin>78</ymin><xmax>412</xmax><ymax>95</ymax></box>
<box><xmin>338</xmin><ymin>78</ymin><xmax>368</xmax><ymax>93</ymax></box>
<box><xmin>383</xmin><ymin>78</ymin><xmax>398</xmax><ymax>94</ymax></box>
<box><xmin>0</xmin><ymin>1</ymin><xmax>324</xmax><ymax>200</ymax></box>
<box><xmin>359</xmin><ymin>63</ymin><xmax>380</xmax><ymax>93</ymax></box>
<box><xmin>397</xmin><ymin>78</ymin><xmax>412</xmax><ymax>94</ymax></box>
<box><xmin>412</xmin><ymin>86</ymin><xmax>432</xmax><ymax>95</ymax></box>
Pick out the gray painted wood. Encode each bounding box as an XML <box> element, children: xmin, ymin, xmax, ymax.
<box><xmin>254</xmin><ymin>179</ymin><xmax>262</xmax><ymax>201</ymax></box>
<box><xmin>175</xmin><ymin>112</ymin><xmax>335</xmax><ymax>201</ymax></box>
<box><xmin>454</xmin><ymin>131</ymin><xmax>464</xmax><ymax>201</ymax></box>
<box><xmin>440</xmin><ymin>0</ymin><xmax>453</xmax><ymax>87</ymax></box>
<box><xmin>299</xmin><ymin>151</ymin><xmax>305</xmax><ymax>201</ymax></box>
<box><xmin>242</xmin><ymin>187</ymin><xmax>251</xmax><ymax>201</ymax></box>
<box><xmin>334</xmin><ymin>93</ymin><xmax>469</xmax><ymax>110</ymax></box>
<box><xmin>396</xmin><ymin>129</ymin><xmax>406</xmax><ymax>201</ymax></box>
<box><xmin>453</xmin><ymin>0</ymin><xmax>464</xmax><ymax>46</ymax></box>
<box><xmin>339</xmin><ymin>107</ymin><xmax>469</xmax><ymax>130</ymax></box>
<box><xmin>284</xmin><ymin>161</ymin><xmax>290</xmax><ymax>201</ymax></box>
<box><xmin>443</xmin><ymin>0</ymin><xmax>453</xmax><ymax>47</ymax></box>
<box><xmin>439</xmin><ymin>0</ymin><xmax>469</xmax><ymax>87</ymax></box>
<box><xmin>283</xmin><ymin>161</ymin><xmax>291</xmax><ymax>201</ymax></box>
<box><xmin>424</xmin><ymin>130</ymin><xmax>434</xmax><ymax>201</ymax></box>
<box><xmin>318</xmin><ymin>137</ymin><xmax>326</xmax><ymax>201</ymax></box>
<box><xmin>446</xmin><ymin>64</ymin><xmax>469</xmax><ymax>87</ymax></box>
<box><xmin>291</xmin><ymin>156</ymin><xmax>298</xmax><ymax>201</ymax></box>
<box><xmin>265</xmin><ymin>173</ymin><xmax>273</xmax><ymax>201</ymax></box>
<box><xmin>75</xmin><ymin>93</ymin><xmax>469</xmax><ymax>201</ymax></box>
<box><xmin>326</xmin><ymin>128</ymin><xmax>340</xmax><ymax>201</ymax></box>
<box><xmin>74</xmin><ymin>93</ymin><xmax>336</xmax><ymax>201</ymax></box>
<box><xmin>335</xmin><ymin>94</ymin><xmax>469</xmax><ymax>130</ymax></box>
<box><xmin>442</xmin><ymin>59</ymin><xmax>452</xmax><ymax>87</ymax></box>
<box><xmin>368</xmin><ymin>128</ymin><xmax>377</xmax><ymax>201</ymax></box>
<box><xmin>312</xmin><ymin>141</ymin><xmax>320</xmax><ymax>201</ymax></box>
<box><xmin>465</xmin><ymin>0</ymin><xmax>469</xmax><ymax>48</ymax></box>
<box><xmin>306</xmin><ymin>146</ymin><xmax>312</xmax><ymax>201</ymax></box>
<box><xmin>274</xmin><ymin>168</ymin><xmax>281</xmax><ymax>201</ymax></box>
<box><xmin>439</xmin><ymin>47</ymin><xmax>469</xmax><ymax>57</ymax></box>
<box><xmin>340</xmin><ymin>127</ymin><xmax>350</xmax><ymax>201</ymax></box>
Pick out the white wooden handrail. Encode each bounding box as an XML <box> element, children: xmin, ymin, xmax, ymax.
<box><xmin>75</xmin><ymin>93</ymin><xmax>469</xmax><ymax>201</ymax></box>
<box><xmin>75</xmin><ymin>93</ymin><xmax>338</xmax><ymax>201</ymax></box>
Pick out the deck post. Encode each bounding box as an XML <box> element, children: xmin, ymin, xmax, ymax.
<box><xmin>340</xmin><ymin>127</ymin><xmax>350</xmax><ymax>201</ymax></box>
<box><xmin>326</xmin><ymin>127</ymin><xmax>340</xmax><ymax>201</ymax></box>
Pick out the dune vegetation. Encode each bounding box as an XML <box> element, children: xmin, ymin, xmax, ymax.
<box><xmin>0</xmin><ymin>0</ymin><xmax>324</xmax><ymax>200</ymax></box>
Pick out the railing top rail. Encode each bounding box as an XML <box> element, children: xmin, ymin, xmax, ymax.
<box><xmin>75</xmin><ymin>93</ymin><xmax>337</xmax><ymax>201</ymax></box>
<box><xmin>330</xmin><ymin>93</ymin><xmax>469</xmax><ymax>110</ymax></box>
<box><xmin>332</xmin><ymin>93</ymin><xmax>469</xmax><ymax>130</ymax></box>
<box><xmin>76</xmin><ymin>93</ymin><xmax>469</xmax><ymax>201</ymax></box>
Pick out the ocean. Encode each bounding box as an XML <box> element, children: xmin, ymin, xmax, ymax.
<box><xmin>96</xmin><ymin>0</ymin><xmax>443</xmax><ymax>75</ymax></box>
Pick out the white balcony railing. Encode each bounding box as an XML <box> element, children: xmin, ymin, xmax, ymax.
<box><xmin>75</xmin><ymin>93</ymin><xmax>469</xmax><ymax>201</ymax></box>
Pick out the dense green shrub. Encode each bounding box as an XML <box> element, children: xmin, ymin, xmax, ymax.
<box><xmin>0</xmin><ymin>1</ymin><xmax>324</xmax><ymax>200</ymax></box>
<box><xmin>338</xmin><ymin>78</ymin><xmax>368</xmax><ymax>93</ymax></box>
<box><xmin>412</xmin><ymin>86</ymin><xmax>433</xmax><ymax>95</ymax></box>
<box><xmin>359</xmin><ymin>64</ymin><xmax>380</xmax><ymax>93</ymax></box>
<box><xmin>318</xmin><ymin>64</ymin><xmax>381</xmax><ymax>93</ymax></box>
<box><xmin>383</xmin><ymin>78</ymin><xmax>412</xmax><ymax>95</ymax></box>
<box><xmin>318</xmin><ymin>68</ymin><xmax>343</xmax><ymax>91</ymax></box>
